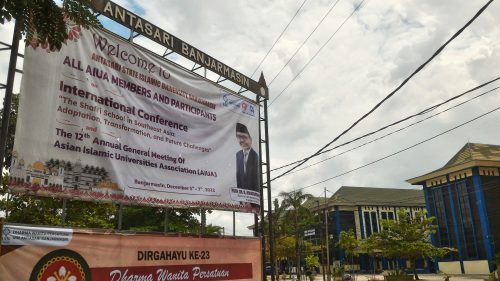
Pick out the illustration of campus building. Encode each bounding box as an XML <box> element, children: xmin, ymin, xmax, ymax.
<box><xmin>408</xmin><ymin>142</ymin><xmax>500</xmax><ymax>274</ymax></box>
<box><xmin>9</xmin><ymin>151</ymin><xmax>123</xmax><ymax>195</ymax></box>
<box><xmin>303</xmin><ymin>186</ymin><xmax>426</xmax><ymax>273</ymax></box>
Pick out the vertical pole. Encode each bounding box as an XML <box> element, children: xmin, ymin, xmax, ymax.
<box><xmin>5</xmin><ymin>193</ymin><xmax>11</xmax><ymax>219</ymax></box>
<box><xmin>164</xmin><ymin>208</ymin><xmax>168</xmax><ymax>233</ymax></box>
<box><xmin>61</xmin><ymin>198</ymin><xmax>67</xmax><ymax>226</ymax></box>
<box><xmin>200</xmin><ymin>209</ymin><xmax>206</xmax><ymax>235</ymax></box>
<box><xmin>128</xmin><ymin>29</ymin><xmax>134</xmax><ymax>42</ymax></box>
<box><xmin>335</xmin><ymin>206</ymin><xmax>343</xmax><ymax>261</ymax></box>
<box><xmin>256</xmin><ymin>95</ymin><xmax>265</xmax><ymax>281</ymax></box>
<box><xmin>0</xmin><ymin>217</ymin><xmax>4</xmax><ymax>254</ymax></box>
<box><xmin>233</xmin><ymin>211</ymin><xmax>236</xmax><ymax>236</ymax></box>
<box><xmin>325</xmin><ymin>187</ymin><xmax>331</xmax><ymax>281</ymax></box>
<box><xmin>317</xmin><ymin>201</ymin><xmax>326</xmax><ymax>281</ymax></box>
<box><xmin>263</xmin><ymin>98</ymin><xmax>276</xmax><ymax>281</ymax></box>
<box><xmin>0</xmin><ymin>21</ymin><xmax>21</xmax><ymax>173</ymax></box>
<box><xmin>118</xmin><ymin>203</ymin><xmax>123</xmax><ymax>230</ymax></box>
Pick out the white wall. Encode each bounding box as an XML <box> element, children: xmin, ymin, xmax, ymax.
<box><xmin>463</xmin><ymin>260</ymin><xmax>490</xmax><ymax>274</ymax></box>
<box><xmin>438</xmin><ymin>261</ymin><xmax>462</xmax><ymax>274</ymax></box>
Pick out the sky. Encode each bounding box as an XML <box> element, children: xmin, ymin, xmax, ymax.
<box><xmin>1</xmin><ymin>0</ymin><xmax>500</xmax><ymax>236</ymax></box>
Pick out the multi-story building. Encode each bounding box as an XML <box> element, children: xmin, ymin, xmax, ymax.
<box><xmin>407</xmin><ymin>142</ymin><xmax>500</xmax><ymax>275</ymax></box>
<box><xmin>303</xmin><ymin>186</ymin><xmax>425</xmax><ymax>272</ymax></box>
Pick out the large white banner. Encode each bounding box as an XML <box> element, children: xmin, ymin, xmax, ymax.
<box><xmin>10</xmin><ymin>26</ymin><xmax>260</xmax><ymax>212</ymax></box>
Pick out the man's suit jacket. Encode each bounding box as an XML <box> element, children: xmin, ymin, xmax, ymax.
<box><xmin>236</xmin><ymin>148</ymin><xmax>259</xmax><ymax>191</ymax></box>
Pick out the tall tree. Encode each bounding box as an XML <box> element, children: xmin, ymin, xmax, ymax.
<box><xmin>359</xmin><ymin>234</ymin><xmax>383</xmax><ymax>275</ymax></box>
<box><xmin>375</xmin><ymin>210</ymin><xmax>455</xmax><ymax>280</ymax></box>
<box><xmin>0</xmin><ymin>0</ymin><xmax>101</xmax><ymax>50</ymax></box>
<box><xmin>338</xmin><ymin>229</ymin><xmax>359</xmax><ymax>277</ymax></box>
<box><xmin>279</xmin><ymin>190</ymin><xmax>313</xmax><ymax>280</ymax></box>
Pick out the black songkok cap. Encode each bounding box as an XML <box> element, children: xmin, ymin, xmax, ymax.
<box><xmin>236</xmin><ymin>123</ymin><xmax>249</xmax><ymax>134</ymax></box>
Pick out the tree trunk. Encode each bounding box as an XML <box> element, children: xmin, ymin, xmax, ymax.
<box><xmin>372</xmin><ymin>256</ymin><xmax>375</xmax><ymax>275</ymax></box>
<box><xmin>275</xmin><ymin>259</ymin><xmax>280</xmax><ymax>279</ymax></box>
<box><xmin>295</xmin><ymin>212</ymin><xmax>301</xmax><ymax>280</ymax></box>
<box><xmin>412</xmin><ymin>260</ymin><xmax>419</xmax><ymax>280</ymax></box>
<box><xmin>351</xmin><ymin>254</ymin><xmax>356</xmax><ymax>281</ymax></box>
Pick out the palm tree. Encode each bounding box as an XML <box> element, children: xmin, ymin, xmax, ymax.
<box><xmin>279</xmin><ymin>190</ymin><xmax>313</xmax><ymax>280</ymax></box>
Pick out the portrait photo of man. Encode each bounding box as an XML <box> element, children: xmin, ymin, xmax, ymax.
<box><xmin>235</xmin><ymin>123</ymin><xmax>259</xmax><ymax>192</ymax></box>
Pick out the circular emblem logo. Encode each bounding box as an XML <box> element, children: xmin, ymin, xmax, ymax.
<box><xmin>29</xmin><ymin>249</ymin><xmax>91</xmax><ymax>281</ymax></box>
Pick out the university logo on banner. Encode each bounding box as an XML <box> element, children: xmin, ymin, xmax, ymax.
<box><xmin>29</xmin><ymin>249</ymin><xmax>91</xmax><ymax>281</ymax></box>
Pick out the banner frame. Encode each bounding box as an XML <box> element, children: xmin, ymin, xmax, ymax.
<box><xmin>91</xmin><ymin>0</ymin><xmax>269</xmax><ymax>100</ymax></box>
<box><xmin>0</xmin><ymin>3</ymin><xmax>277</xmax><ymax>279</ymax></box>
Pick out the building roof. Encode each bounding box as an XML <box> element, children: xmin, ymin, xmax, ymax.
<box><xmin>407</xmin><ymin>143</ymin><xmax>500</xmax><ymax>184</ymax></box>
<box><xmin>302</xmin><ymin>186</ymin><xmax>424</xmax><ymax>210</ymax></box>
<box><xmin>331</xmin><ymin>186</ymin><xmax>424</xmax><ymax>206</ymax></box>
<box><xmin>444</xmin><ymin>143</ymin><xmax>500</xmax><ymax>167</ymax></box>
<box><xmin>302</xmin><ymin>196</ymin><xmax>332</xmax><ymax>210</ymax></box>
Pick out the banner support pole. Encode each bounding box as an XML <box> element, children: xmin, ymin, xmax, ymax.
<box><xmin>118</xmin><ymin>203</ymin><xmax>123</xmax><ymax>230</ymax></box>
<box><xmin>164</xmin><ymin>208</ymin><xmax>169</xmax><ymax>233</ymax></box>
<box><xmin>258</xmin><ymin>93</ymin><xmax>275</xmax><ymax>281</ymax></box>
<box><xmin>200</xmin><ymin>208</ymin><xmax>206</xmax><ymax>235</ymax></box>
<box><xmin>0</xmin><ymin>217</ymin><xmax>4</xmax><ymax>254</ymax></box>
<box><xmin>61</xmin><ymin>198</ymin><xmax>67</xmax><ymax>226</ymax></box>
<box><xmin>0</xmin><ymin>21</ymin><xmax>20</xmax><ymax>173</ymax></box>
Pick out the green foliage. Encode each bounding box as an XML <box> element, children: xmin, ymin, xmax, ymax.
<box><xmin>279</xmin><ymin>190</ymin><xmax>313</xmax><ymax>277</ymax></box>
<box><xmin>3</xmin><ymin>194</ymin><xmax>64</xmax><ymax>225</ymax></box>
<box><xmin>376</xmin><ymin>210</ymin><xmax>455</xmax><ymax>261</ymax></box>
<box><xmin>495</xmin><ymin>252</ymin><xmax>500</xmax><ymax>269</ymax></box>
<box><xmin>305</xmin><ymin>255</ymin><xmax>319</xmax><ymax>280</ymax></box>
<box><xmin>338</xmin><ymin>229</ymin><xmax>359</xmax><ymax>257</ymax></box>
<box><xmin>338</xmin><ymin>229</ymin><xmax>359</xmax><ymax>275</ymax></box>
<box><xmin>62</xmin><ymin>200</ymin><xmax>117</xmax><ymax>229</ymax></box>
<box><xmin>2</xmin><ymin>165</ymin><xmax>116</xmax><ymax>228</ymax></box>
<box><xmin>204</xmin><ymin>224</ymin><xmax>224</xmax><ymax>235</ymax></box>
<box><xmin>370</xmin><ymin>210</ymin><xmax>456</xmax><ymax>279</ymax></box>
<box><xmin>275</xmin><ymin>235</ymin><xmax>296</xmax><ymax>260</ymax></box>
<box><xmin>0</xmin><ymin>0</ymin><xmax>101</xmax><ymax>50</ymax></box>
<box><xmin>120</xmin><ymin>206</ymin><xmax>200</xmax><ymax>233</ymax></box>
<box><xmin>333</xmin><ymin>266</ymin><xmax>345</xmax><ymax>278</ymax></box>
<box><xmin>305</xmin><ymin>255</ymin><xmax>320</xmax><ymax>271</ymax></box>
<box><xmin>359</xmin><ymin>233</ymin><xmax>385</xmax><ymax>274</ymax></box>
<box><xmin>278</xmin><ymin>190</ymin><xmax>314</xmax><ymax>236</ymax></box>
<box><xmin>359</xmin><ymin>233</ymin><xmax>382</xmax><ymax>257</ymax></box>
<box><xmin>302</xmin><ymin>240</ymin><xmax>318</xmax><ymax>256</ymax></box>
